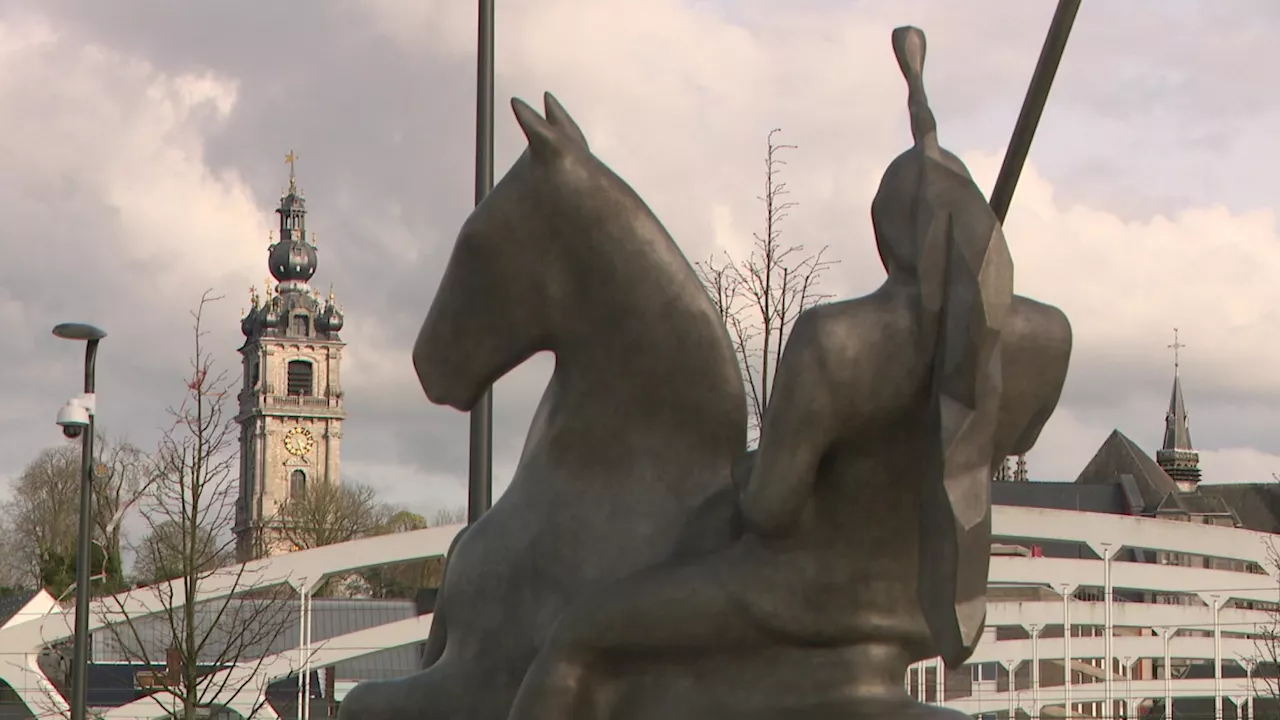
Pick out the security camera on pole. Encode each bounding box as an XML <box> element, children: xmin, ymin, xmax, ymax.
<box><xmin>52</xmin><ymin>321</ymin><xmax>106</xmax><ymax>720</ymax></box>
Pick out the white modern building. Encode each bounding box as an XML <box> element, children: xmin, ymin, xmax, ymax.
<box><xmin>927</xmin><ymin>365</ymin><xmax>1280</xmax><ymax>720</ymax></box>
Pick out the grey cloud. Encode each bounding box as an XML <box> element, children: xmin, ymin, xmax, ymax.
<box><xmin>4</xmin><ymin>0</ymin><xmax>1279</xmax><ymax>523</ymax></box>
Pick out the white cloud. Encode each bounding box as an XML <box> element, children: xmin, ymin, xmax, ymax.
<box><xmin>4</xmin><ymin>0</ymin><xmax>1280</xmax><ymax>533</ymax></box>
<box><xmin>0</xmin><ymin>14</ymin><xmax>268</xmax><ymax>302</ymax></box>
<box><xmin>1200</xmin><ymin>447</ymin><xmax>1280</xmax><ymax>486</ymax></box>
<box><xmin>962</xmin><ymin>153</ymin><xmax>1280</xmax><ymax>397</ymax></box>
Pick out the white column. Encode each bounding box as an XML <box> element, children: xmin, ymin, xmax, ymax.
<box><xmin>298</xmin><ymin>581</ymin><xmax>306</xmax><ymax>720</ymax></box>
<box><xmin>1030</xmin><ymin>624</ymin><xmax>1041</xmax><ymax>720</ymax></box>
<box><xmin>1008</xmin><ymin>659</ymin><xmax>1017</xmax><ymax>720</ymax></box>
<box><xmin>1246</xmin><ymin>666</ymin><xmax>1254</xmax><ymax>720</ymax></box>
<box><xmin>298</xmin><ymin>581</ymin><xmax>312</xmax><ymax>720</ymax></box>
<box><xmin>1122</xmin><ymin>656</ymin><xmax>1132</xmax><ymax>720</ymax></box>
<box><xmin>1101</xmin><ymin>542</ymin><xmax>1114</xmax><ymax>720</ymax></box>
<box><xmin>1212</xmin><ymin>596</ymin><xmax>1223</xmax><ymax>720</ymax></box>
<box><xmin>937</xmin><ymin>657</ymin><xmax>946</xmax><ymax>707</ymax></box>
<box><xmin>306</xmin><ymin>585</ymin><xmax>314</xmax><ymax>720</ymax></box>
<box><xmin>1061</xmin><ymin>583</ymin><xmax>1074</xmax><ymax>720</ymax></box>
<box><xmin>1161</xmin><ymin>627</ymin><xmax>1173</xmax><ymax>720</ymax></box>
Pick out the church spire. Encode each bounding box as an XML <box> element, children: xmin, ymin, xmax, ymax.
<box><xmin>1156</xmin><ymin>328</ymin><xmax>1201</xmax><ymax>490</ymax></box>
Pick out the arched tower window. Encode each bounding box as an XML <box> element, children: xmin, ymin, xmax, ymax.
<box><xmin>291</xmin><ymin>313</ymin><xmax>310</xmax><ymax>337</ymax></box>
<box><xmin>290</xmin><ymin>469</ymin><xmax>307</xmax><ymax>499</ymax></box>
<box><xmin>287</xmin><ymin>360</ymin><xmax>313</xmax><ymax>396</ymax></box>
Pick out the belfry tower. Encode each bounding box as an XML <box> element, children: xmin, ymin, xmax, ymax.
<box><xmin>1155</xmin><ymin>329</ymin><xmax>1201</xmax><ymax>492</ymax></box>
<box><xmin>234</xmin><ymin>152</ymin><xmax>347</xmax><ymax>560</ymax></box>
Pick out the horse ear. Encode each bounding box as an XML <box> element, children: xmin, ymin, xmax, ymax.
<box><xmin>512</xmin><ymin>97</ymin><xmax>563</xmax><ymax>161</ymax></box>
<box><xmin>542</xmin><ymin>92</ymin><xmax>589</xmax><ymax>150</ymax></box>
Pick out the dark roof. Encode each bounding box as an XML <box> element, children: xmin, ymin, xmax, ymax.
<box><xmin>1075</xmin><ymin>429</ymin><xmax>1181</xmax><ymax>512</ymax></box>
<box><xmin>1200</xmin><ymin>483</ymin><xmax>1280</xmax><ymax>533</ymax></box>
<box><xmin>991</xmin><ymin>481</ymin><xmax>1126</xmax><ymax>514</ymax></box>
<box><xmin>1174</xmin><ymin>491</ymin><xmax>1233</xmax><ymax>516</ymax></box>
<box><xmin>995</xmin><ymin>424</ymin><xmax>1280</xmax><ymax>533</ymax></box>
<box><xmin>0</xmin><ymin>590</ymin><xmax>38</xmax><ymax>627</ymax></box>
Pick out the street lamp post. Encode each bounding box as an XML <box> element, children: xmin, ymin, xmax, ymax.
<box><xmin>52</xmin><ymin>322</ymin><xmax>106</xmax><ymax>720</ymax></box>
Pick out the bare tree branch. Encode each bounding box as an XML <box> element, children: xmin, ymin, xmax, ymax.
<box><xmin>1244</xmin><ymin>476</ymin><xmax>1280</xmax><ymax>709</ymax></box>
<box><xmin>694</xmin><ymin>128</ymin><xmax>836</xmax><ymax>444</ymax></box>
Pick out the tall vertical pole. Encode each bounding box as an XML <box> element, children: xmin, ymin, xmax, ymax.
<box><xmin>988</xmin><ymin>0</ymin><xmax>1082</xmax><ymax>223</ymax></box>
<box><xmin>469</xmin><ymin>0</ymin><xmax>496</xmax><ymax>524</ymax></box>
<box><xmin>70</xmin><ymin>338</ymin><xmax>99</xmax><ymax>720</ymax></box>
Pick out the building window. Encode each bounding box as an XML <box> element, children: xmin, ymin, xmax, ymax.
<box><xmin>249</xmin><ymin>361</ymin><xmax>260</xmax><ymax>389</ymax></box>
<box><xmin>971</xmin><ymin>662</ymin><xmax>999</xmax><ymax>683</ymax></box>
<box><xmin>287</xmin><ymin>360</ymin><xmax>313</xmax><ymax>396</ymax></box>
<box><xmin>292</xmin><ymin>314</ymin><xmax>310</xmax><ymax>337</ymax></box>
<box><xmin>290</xmin><ymin>470</ymin><xmax>307</xmax><ymax>499</ymax></box>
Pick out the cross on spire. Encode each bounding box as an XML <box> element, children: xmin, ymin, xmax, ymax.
<box><xmin>285</xmin><ymin>150</ymin><xmax>299</xmax><ymax>191</ymax></box>
<box><xmin>1168</xmin><ymin>328</ymin><xmax>1186</xmax><ymax>373</ymax></box>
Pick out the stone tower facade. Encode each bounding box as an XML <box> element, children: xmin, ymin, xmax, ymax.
<box><xmin>234</xmin><ymin>154</ymin><xmax>347</xmax><ymax>561</ymax></box>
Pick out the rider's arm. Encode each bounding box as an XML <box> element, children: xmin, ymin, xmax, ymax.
<box><xmin>738</xmin><ymin>309</ymin><xmax>840</xmax><ymax>538</ymax></box>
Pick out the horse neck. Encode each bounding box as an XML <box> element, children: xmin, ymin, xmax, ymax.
<box><xmin>547</xmin><ymin>261</ymin><xmax>745</xmax><ymax>452</ymax></box>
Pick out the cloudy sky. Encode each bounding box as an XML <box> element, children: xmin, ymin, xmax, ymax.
<box><xmin>2</xmin><ymin>0</ymin><xmax>1278</xmax><ymax>526</ymax></box>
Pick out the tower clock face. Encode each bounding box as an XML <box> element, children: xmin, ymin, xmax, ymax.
<box><xmin>283</xmin><ymin>427</ymin><xmax>315</xmax><ymax>457</ymax></box>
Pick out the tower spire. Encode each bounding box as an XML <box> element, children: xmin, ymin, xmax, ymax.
<box><xmin>285</xmin><ymin>150</ymin><xmax>299</xmax><ymax>192</ymax></box>
<box><xmin>1156</xmin><ymin>328</ymin><xmax>1201</xmax><ymax>489</ymax></box>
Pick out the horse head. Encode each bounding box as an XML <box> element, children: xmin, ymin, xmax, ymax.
<box><xmin>413</xmin><ymin>93</ymin><xmax>598</xmax><ymax>410</ymax></box>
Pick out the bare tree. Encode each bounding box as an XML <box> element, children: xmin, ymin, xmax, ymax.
<box><xmin>1247</xmin><ymin>489</ymin><xmax>1280</xmax><ymax>719</ymax></box>
<box><xmin>132</xmin><ymin>520</ymin><xmax>236</xmax><ymax>586</ymax></box>
<box><xmin>274</xmin><ymin>481</ymin><xmax>390</xmax><ymax>552</ymax></box>
<box><xmin>2</xmin><ymin>434</ymin><xmax>151</xmax><ymax>595</ymax></box>
<box><xmin>270</xmin><ymin>480</ymin><xmax>392</xmax><ymax>596</ymax></box>
<box><xmin>2</xmin><ymin>444</ymin><xmax>79</xmax><ymax>593</ymax></box>
<box><xmin>0</xmin><ymin>515</ymin><xmax>28</xmax><ymax>593</ymax></box>
<box><xmin>357</xmin><ymin>505</ymin><xmax>466</xmax><ymax>599</ymax></box>
<box><xmin>95</xmin><ymin>291</ymin><xmax>295</xmax><ymax>720</ymax></box>
<box><xmin>695</xmin><ymin>128</ymin><xmax>835</xmax><ymax>441</ymax></box>
<box><xmin>93</xmin><ymin>438</ymin><xmax>154</xmax><ymax>591</ymax></box>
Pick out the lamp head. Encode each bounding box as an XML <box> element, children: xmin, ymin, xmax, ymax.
<box><xmin>52</xmin><ymin>323</ymin><xmax>107</xmax><ymax>341</ymax></box>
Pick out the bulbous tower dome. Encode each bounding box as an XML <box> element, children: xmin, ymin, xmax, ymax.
<box><xmin>239</xmin><ymin>151</ymin><xmax>346</xmax><ymax>343</ymax></box>
<box><xmin>269</xmin><ymin>235</ymin><xmax>318</xmax><ymax>282</ymax></box>
<box><xmin>269</xmin><ymin>152</ymin><xmax>317</xmax><ymax>282</ymax></box>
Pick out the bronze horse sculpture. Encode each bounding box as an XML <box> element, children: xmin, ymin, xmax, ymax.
<box><xmin>342</xmin><ymin>24</ymin><xmax>1072</xmax><ymax>720</ymax></box>
<box><xmin>338</xmin><ymin>94</ymin><xmax>748</xmax><ymax>720</ymax></box>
